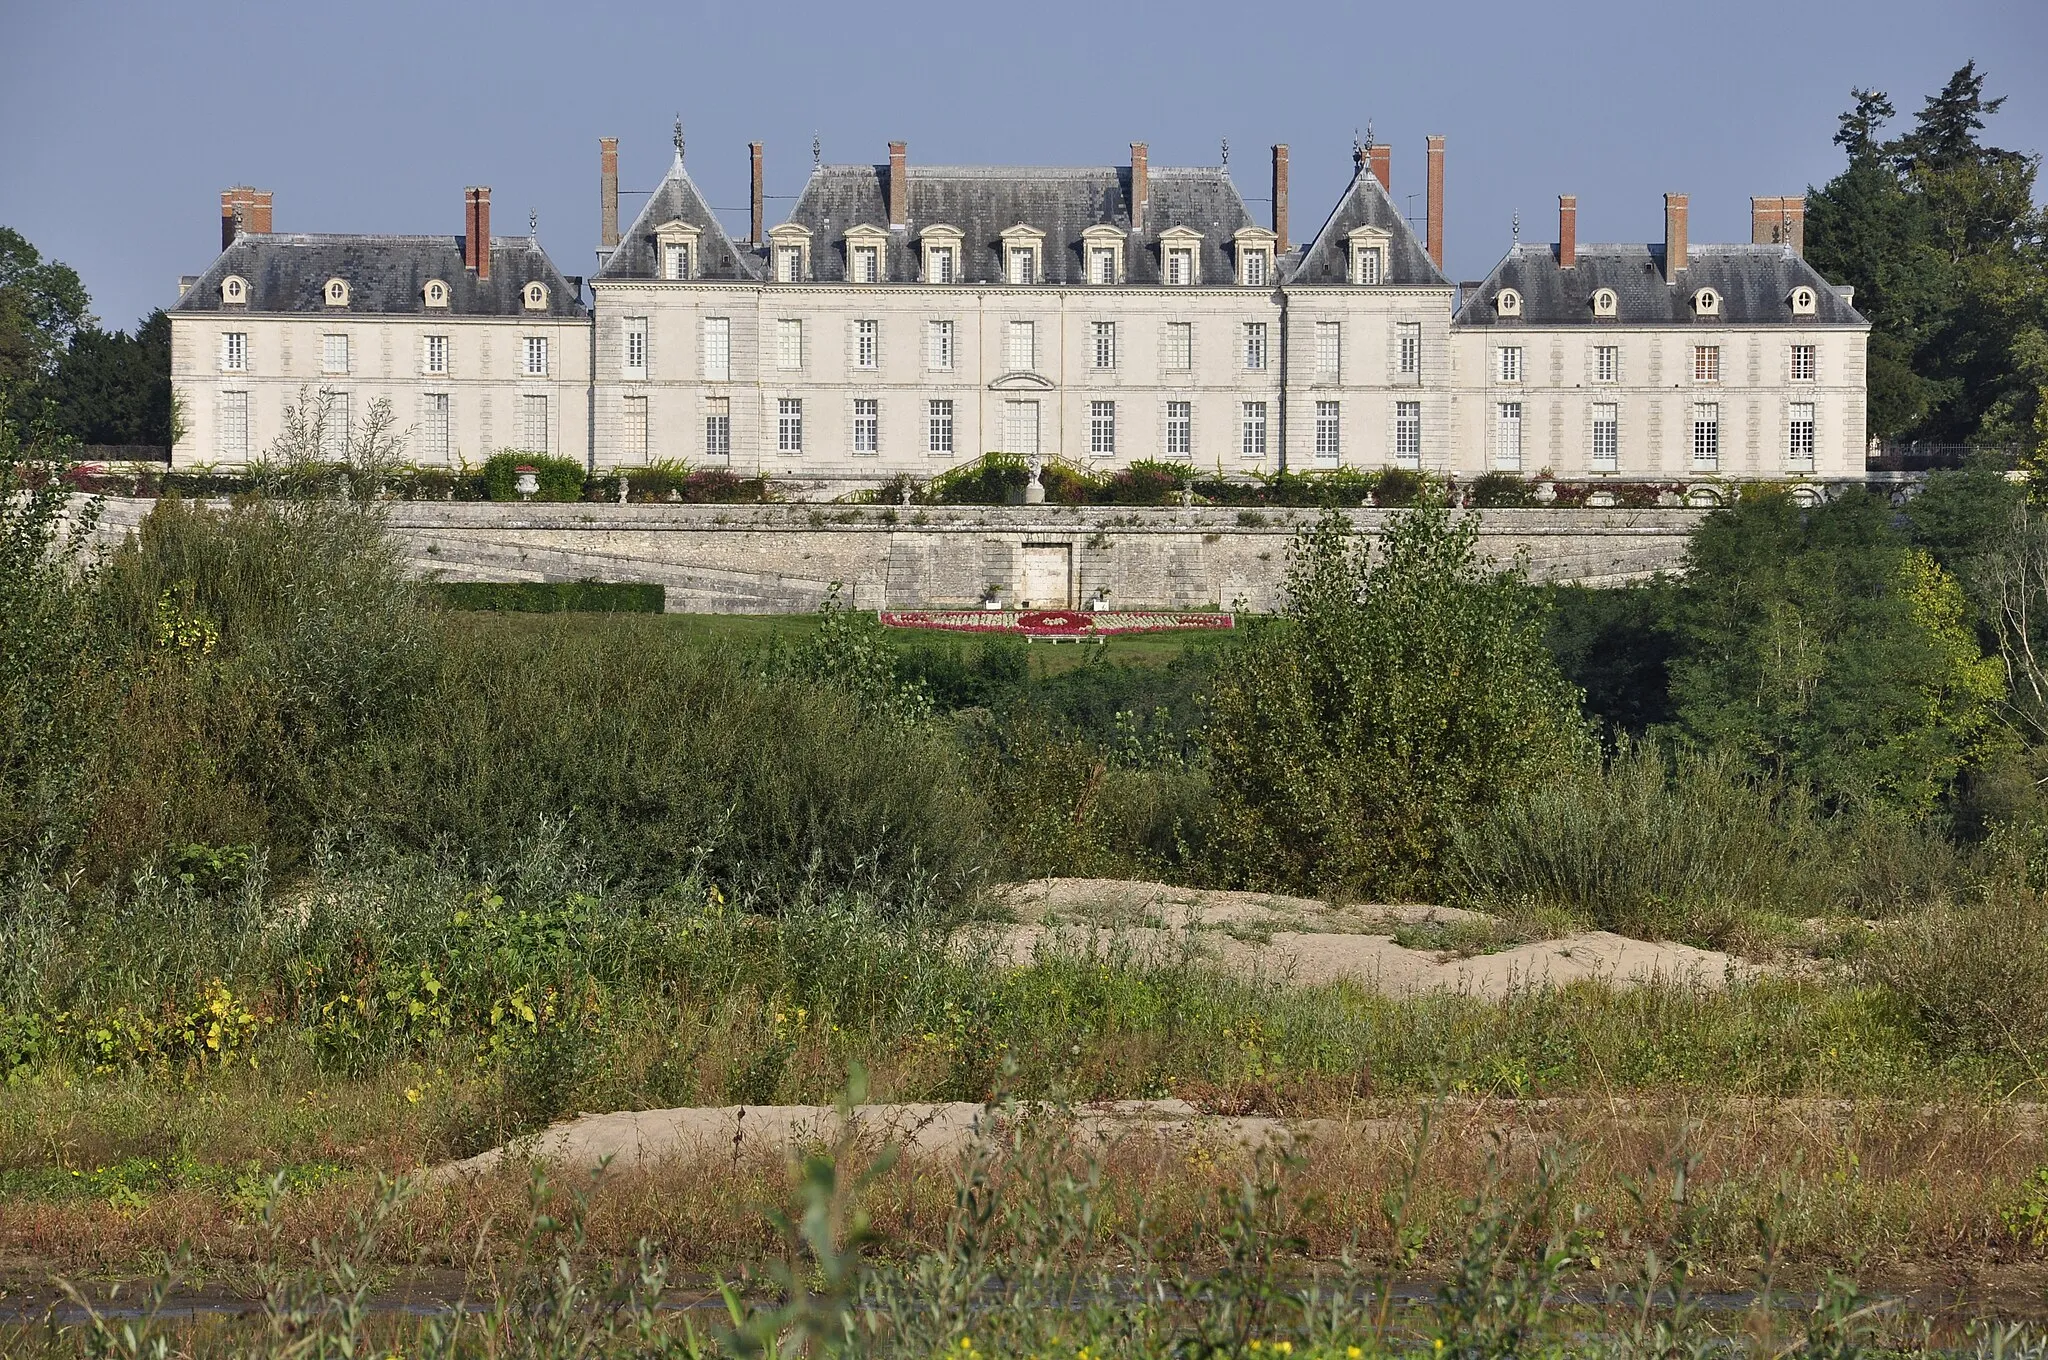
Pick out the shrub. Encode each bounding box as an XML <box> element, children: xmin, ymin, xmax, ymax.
<box><xmin>1205</xmin><ymin>508</ymin><xmax>1586</xmax><ymax>897</ymax></box>
<box><xmin>1864</xmin><ymin>886</ymin><xmax>2048</xmax><ymax>1063</ymax></box>
<box><xmin>1098</xmin><ymin>459</ymin><xmax>1186</xmax><ymax>506</ymax></box>
<box><xmin>1372</xmin><ymin>467</ymin><xmax>1434</xmax><ymax>507</ymax></box>
<box><xmin>481</xmin><ymin>451</ymin><xmax>585</xmax><ymax>502</ymax></box>
<box><xmin>1465</xmin><ymin>471</ymin><xmax>1534</xmax><ymax>508</ymax></box>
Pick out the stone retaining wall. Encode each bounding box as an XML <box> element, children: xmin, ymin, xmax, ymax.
<box><xmin>89</xmin><ymin>500</ymin><xmax>1707</xmax><ymax>613</ymax></box>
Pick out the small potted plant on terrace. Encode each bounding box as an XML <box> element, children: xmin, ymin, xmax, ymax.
<box><xmin>981</xmin><ymin>583</ymin><xmax>1004</xmax><ymax>611</ymax></box>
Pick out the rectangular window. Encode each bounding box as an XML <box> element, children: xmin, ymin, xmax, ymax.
<box><xmin>664</xmin><ymin>242</ymin><xmax>691</xmax><ymax>280</ymax></box>
<box><xmin>700</xmin><ymin>317</ymin><xmax>729</xmax><ymax>381</ymax></box>
<box><xmin>1314</xmin><ymin>400</ymin><xmax>1340</xmax><ymax>464</ymax></box>
<box><xmin>1165</xmin><ymin>321</ymin><xmax>1192</xmax><ymax>370</ymax></box>
<box><xmin>928</xmin><ymin>246</ymin><xmax>956</xmax><ymax>284</ymax></box>
<box><xmin>621</xmin><ymin>319</ymin><xmax>646</xmax><ymax>378</ymax></box>
<box><xmin>318</xmin><ymin>389</ymin><xmax>349</xmax><ymax>460</ymax></box>
<box><xmin>1166</xmin><ymin>400</ymin><xmax>1192</xmax><ymax>458</ymax></box>
<box><xmin>1166</xmin><ymin>249</ymin><xmax>1193</xmax><ymax>286</ymax></box>
<box><xmin>1791</xmin><ymin>344</ymin><xmax>1817</xmax><ymax>382</ymax></box>
<box><xmin>1494</xmin><ymin>401</ymin><xmax>1524</xmax><ymax>470</ymax></box>
<box><xmin>1315</xmin><ymin>322</ymin><xmax>1341</xmax><ymax>382</ymax></box>
<box><xmin>322</xmin><ymin>333</ymin><xmax>349</xmax><ymax>374</ymax></box>
<box><xmin>775</xmin><ymin>245</ymin><xmax>802</xmax><ymax>282</ymax></box>
<box><xmin>523</xmin><ymin>336</ymin><xmax>548</xmax><ymax>377</ymax></box>
<box><xmin>419</xmin><ymin>392</ymin><xmax>450</xmax><ymax>462</ymax></box>
<box><xmin>1788</xmin><ymin>401</ymin><xmax>1816</xmax><ymax>470</ymax></box>
<box><xmin>927</xmin><ymin>399</ymin><xmax>954</xmax><ymax>456</ymax></box>
<box><xmin>623</xmin><ymin>395</ymin><xmax>648</xmax><ymax>461</ymax></box>
<box><xmin>1595</xmin><ymin>345</ymin><xmax>1618</xmax><ymax>383</ymax></box>
<box><xmin>1089</xmin><ymin>400</ymin><xmax>1117</xmax><ymax>456</ymax></box>
<box><xmin>1090</xmin><ymin>247</ymin><xmax>1117</xmax><ymax>285</ymax></box>
<box><xmin>221</xmin><ymin>332</ymin><xmax>247</xmax><ymax>372</ymax></box>
<box><xmin>1353</xmin><ymin>247</ymin><xmax>1384</xmax><ymax>285</ymax></box>
<box><xmin>776</xmin><ymin>319</ymin><xmax>803</xmax><ymax>370</ymax></box>
<box><xmin>424</xmin><ymin>334</ymin><xmax>449</xmax><ymax>376</ymax></box>
<box><xmin>777</xmin><ymin>397</ymin><xmax>804</xmax><ymax>453</ymax></box>
<box><xmin>1009</xmin><ymin>248</ymin><xmax>1036</xmax><ymax>286</ymax></box>
<box><xmin>217</xmin><ymin>390</ymin><xmax>248</xmax><ymax>459</ymax></box>
<box><xmin>1006</xmin><ymin>320</ymin><xmax>1036</xmax><ymax>372</ymax></box>
<box><xmin>1091</xmin><ymin>321</ymin><xmax>1117</xmax><ymax>370</ymax></box>
<box><xmin>1497</xmin><ymin>346</ymin><xmax>1522</xmax><ymax>383</ymax></box>
<box><xmin>1591</xmin><ymin>402</ymin><xmax>1619</xmax><ymax>472</ymax></box>
<box><xmin>1398</xmin><ymin>322</ymin><xmax>1422</xmax><ymax>376</ymax></box>
<box><xmin>1395</xmin><ymin>401</ymin><xmax>1422</xmax><ymax>468</ymax></box>
<box><xmin>854</xmin><ymin>319</ymin><xmax>878</xmax><ymax>370</ymax></box>
<box><xmin>1694</xmin><ymin>345</ymin><xmax>1721</xmax><ymax>383</ymax></box>
<box><xmin>853</xmin><ymin>398</ymin><xmax>879</xmax><ymax>454</ymax></box>
<box><xmin>1243</xmin><ymin>322</ymin><xmax>1268</xmax><ymax>371</ymax></box>
<box><xmin>1692</xmin><ymin>402</ymin><xmax>1720</xmax><ymax>470</ymax></box>
<box><xmin>1241</xmin><ymin>401</ymin><xmax>1268</xmax><ymax>460</ymax></box>
<box><xmin>1004</xmin><ymin>399</ymin><xmax>1040</xmax><ymax>456</ymax></box>
<box><xmin>521</xmin><ymin>394</ymin><xmax>549</xmax><ymax>453</ymax></box>
<box><xmin>926</xmin><ymin>319</ymin><xmax>954</xmax><ymax>371</ymax></box>
<box><xmin>1243</xmin><ymin>251</ymin><xmax>1268</xmax><ymax>286</ymax></box>
<box><xmin>852</xmin><ymin>244</ymin><xmax>880</xmax><ymax>284</ymax></box>
<box><xmin>705</xmin><ymin>397</ymin><xmax>731</xmax><ymax>459</ymax></box>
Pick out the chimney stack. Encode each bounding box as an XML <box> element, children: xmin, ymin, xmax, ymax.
<box><xmin>1664</xmin><ymin>192</ymin><xmax>1688</xmax><ymax>281</ymax></box>
<box><xmin>219</xmin><ymin>186</ymin><xmax>272</xmax><ymax>251</ymax></box>
<box><xmin>466</xmin><ymin>186</ymin><xmax>493</xmax><ymax>280</ymax></box>
<box><xmin>1130</xmin><ymin>142</ymin><xmax>1149</xmax><ymax>234</ymax></box>
<box><xmin>888</xmin><ymin>140</ymin><xmax>908</xmax><ymax>229</ymax></box>
<box><xmin>1557</xmin><ymin>194</ymin><xmax>1577</xmax><ymax>268</ymax></box>
<box><xmin>749</xmin><ymin>142</ymin><xmax>765</xmax><ymax>244</ymax></box>
<box><xmin>600</xmin><ymin>138</ymin><xmax>620</xmax><ymax>249</ymax></box>
<box><xmin>1750</xmin><ymin>195</ymin><xmax>1806</xmax><ymax>257</ymax></box>
<box><xmin>1270</xmin><ymin>144</ymin><xmax>1289</xmax><ymax>250</ymax></box>
<box><xmin>1424</xmin><ymin>135</ymin><xmax>1445</xmax><ymax>269</ymax></box>
<box><xmin>1369</xmin><ymin>143</ymin><xmax>1391</xmax><ymax>194</ymax></box>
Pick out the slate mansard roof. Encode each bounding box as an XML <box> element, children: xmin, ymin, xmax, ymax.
<box><xmin>1285</xmin><ymin>166</ymin><xmax>1449</xmax><ymax>289</ymax></box>
<box><xmin>173</xmin><ymin>234</ymin><xmax>589</xmax><ymax>317</ymax></box>
<box><xmin>597</xmin><ymin>154</ymin><xmax>759</xmax><ymax>282</ymax></box>
<box><xmin>1452</xmin><ymin>243</ymin><xmax>1865</xmax><ymax>328</ymax></box>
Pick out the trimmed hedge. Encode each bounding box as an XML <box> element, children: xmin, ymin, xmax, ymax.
<box><xmin>427</xmin><ymin>581</ymin><xmax>665</xmax><ymax>614</ymax></box>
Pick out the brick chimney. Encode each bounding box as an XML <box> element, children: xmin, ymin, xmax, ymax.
<box><xmin>1369</xmin><ymin>144</ymin><xmax>1391</xmax><ymax>195</ymax></box>
<box><xmin>1557</xmin><ymin>194</ymin><xmax>1577</xmax><ymax>268</ymax></box>
<box><xmin>1664</xmin><ymin>192</ymin><xmax>1688</xmax><ymax>281</ymax></box>
<box><xmin>1750</xmin><ymin>195</ymin><xmax>1806</xmax><ymax>257</ymax></box>
<box><xmin>600</xmin><ymin>138</ymin><xmax>620</xmax><ymax>249</ymax></box>
<box><xmin>888</xmin><ymin>140</ymin><xmax>908</xmax><ymax>229</ymax></box>
<box><xmin>1425</xmin><ymin>136</ymin><xmax>1445</xmax><ymax>269</ymax></box>
<box><xmin>466</xmin><ymin>186</ymin><xmax>493</xmax><ymax>280</ymax></box>
<box><xmin>750</xmin><ymin>142</ymin><xmax>765</xmax><ymax>245</ymax></box>
<box><xmin>1130</xmin><ymin>142</ymin><xmax>1149</xmax><ymax>234</ymax></box>
<box><xmin>1270</xmin><ymin>144</ymin><xmax>1289</xmax><ymax>250</ymax></box>
<box><xmin>219</xmin><ymin>186</ymin><xmax>272</xmax><ymax>250</ymax></box>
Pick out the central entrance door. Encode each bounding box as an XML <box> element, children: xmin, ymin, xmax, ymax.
<box><xmin>1019</xmin><ymin>543</ymin><xmax>1073</xmax><ymax>609</ymax></box>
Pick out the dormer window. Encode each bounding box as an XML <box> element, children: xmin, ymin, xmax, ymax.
<box><xmin>1692</xmin><ymin>287</ymin><xmax>1722</xmax><ymax>317</ymax></box>
<box><xmin>323</xmin><ymin>278</ymin><xmax>350</xmax><ymax>308</ymax></box>
<box><xmin>768</xmin><ymin>224</ymin><xmax>812</xmax><ymax>283</ymax></box>
<box><xmin>221</xmin><ymin>275</ymin><xmax>249</xmax><ymax>306</ymax></box>
<box><xmin>522</xmin><ymin>282</ymin><xmax>548</xmax><ymax>311</ymax></box>
<box><xmin>919</xmin><ymin>224</ymin><xmax>963</xmax><ymax>283</ymax></box>
<box><xmin>1233</xmin><ymin>226</ymin><xmax>1277</xmax><ymax>287</ymax></box>
<box><xmin>1790</xmin><ymin>285</ymin><xmax>1817</xmax><ymax>316</ymax></box>
<box><xmin>1496</xmin><ymin>287</ymin><xmax>1523</xmax><ymax>318</ymax></box>
<box><xmin>1591</xmin><ymin>287</ymin><xmax>1617</xmax><ymax>318</ymax></box>
<box><xmin>1000</xmin><ymin>225</ymin><xmax>1045</xmax><ymax>285</ymax></box>
<box><xmin>1158</xmin><ymin>226</ymin><xmax>1204</xmax><ymax>286</ymax></box>
<box><xmin>844</xmin><ymin>225</ymin><xmax>890</xmax><ymax>284</ymax></box>
<box><xmin>424</xmin><ymin>279</ymin><xmax>450</xmax><ymax>309</ymax></box>
<box><xmin>653</xmin><ymin>219</ymin><xmax>702</xmax><ymax>280</ymax></box>
<box><xmin>1081</xmin><ymin>224</ymin><xmax>1126</xmax><ymax>285</ymax></box>
<box><xmin>1346</xmin><ymin>225</ymin><xmax>1391</xmax><ymax>286</ymax></box>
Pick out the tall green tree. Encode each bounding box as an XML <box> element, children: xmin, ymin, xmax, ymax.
<box><xmin>1668</xmin><ymin>490</ymin><xmax>2005</xmax><ymax>815</ymax></box>
<box><xmin>0</xmin><ymin>227</ymin><xmax>92</xmax><ymax>436</ymax></box>
<box><xmin>1205</xmin><ymin>508</ymin><xmax>1586</xmax><ymax>897</ymax></box>
<box><xmin>49</xmin><ymin>309</ymin><xmax>174</xmax><ymax>448</ymax></box>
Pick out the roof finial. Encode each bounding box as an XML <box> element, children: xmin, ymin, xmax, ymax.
<box><xmin>1220</xmin><ymin>137</ymin><xmax>1229</xmax><ymax>167</ymax></box>
<box><xmin>1352</xmin><ymin>128</ymin><xmax>1365</xmax><ymax>172</ymax></box>
<box><xmin>812</xmin><ymin>132</ymin><xmax>822</xmax><ymax>167</ymax></box>
<box><xmin>529</xmin><ymin>208</ymin><xmax>538</xmax><ymax>238</ymax></box>
<box><xmin>672</xmin><ymin>115</ymin><xmax>685</xmax><ymax>164</ymax></box>
<box><xmin>1364</xmin><ymin>119</ymin><xmax>1375</xmax><ymax>148</ymax></box>
<box><xmin>1512</xmin><ymin>210</ymin><xmax>1521</xmax><ymax>243</ymax></box>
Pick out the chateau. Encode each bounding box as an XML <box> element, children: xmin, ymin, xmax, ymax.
<box><xmin>169</xmin><ymin>130</ymin><xmax>1867</xmax><ymax>490</ymax></box>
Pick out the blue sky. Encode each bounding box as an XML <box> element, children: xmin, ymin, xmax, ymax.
<box><xmin>3</xmin><ymin>0</ymin><xmax>2043</xmax><ymax>332</ymax></box>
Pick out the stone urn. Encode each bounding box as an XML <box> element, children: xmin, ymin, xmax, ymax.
<box><xmin>1532</xmin><ymin>480</ymin><xmax>1557</xmax><ymax>504</ymax></box>
<box><xmin>514</xmin><ymin>465</ymin><xmax>539</xmax><ymax>500</ymax></box>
